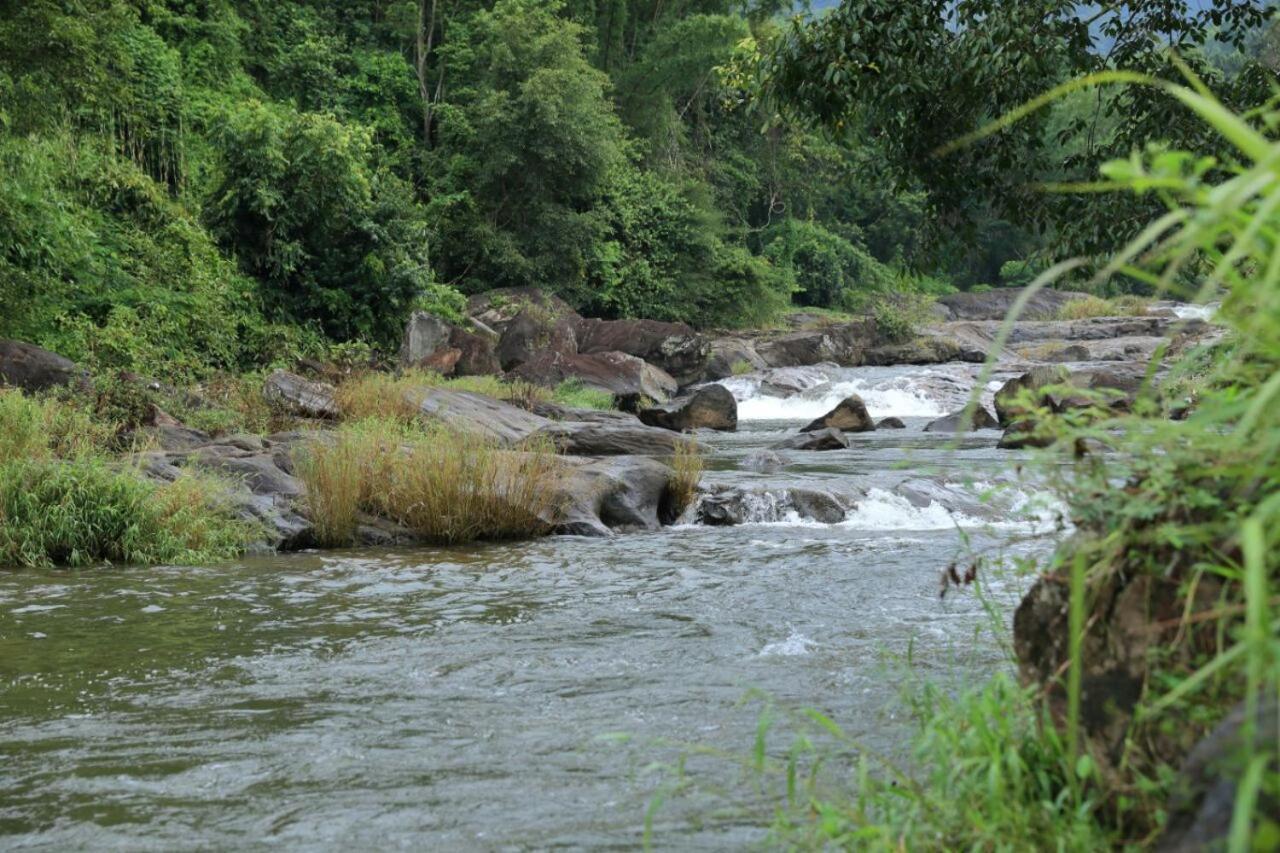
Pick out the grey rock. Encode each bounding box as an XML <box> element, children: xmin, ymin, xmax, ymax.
<box><xmin>512</xmin><ymin>350</ymin><xmax>678</xmax><ymax>403</ymax></box>
<box><xmin>704</xmin><ymin>338</ymin><xmax>767</xmax><ymax>380</ymax></box>
<box><xmin>773</xmin><ymin>428</ymin><xmax>849</xmax><ymax>451</ymax></box>
<box><xmin>923</xmin><ymin>407</ymin><xmax>1000</xmax><ymax>433</ymax></box>
<box><xmin>575</xmin><ymin>317</ymin><xmax>709</xmax><ymax>387</ymax></box>
<box><xmin>414</xmin><ymin>387</ymin><xmax>555</xmax><ymax>445</ymax></box>
<box><xmin>0</xmin><ymin>340</ymin><xmax>88</xmax><ymax>392</ymax></box>
<box><xmin>742</xmin><ymin>450</ymin><xmax>784</xmax><ymax>473</ymax></box>
<box><xmin>263</xmin><ymin>370</ymin><xmax>340</xmax><ymax>420</ymax></box>
<box><xmin>192</xmin><ymin>450</ymin><xmax>305</xmax><ymax>498</ymax></box>
<box><xmin>398</xmin><ymin>311</ymin><xmax>452</xmax><ymax>367</ymax></box>
<box><xmin>553</xmin><ymin>456</ymin><xmax>675</xmax><ymax>535</ymax></box>
<box><xmin>537</xmin><ymin>421</ymin><xmax>706</xmax><ymax>456</ymax></box>
<box><xmin>877</xmin><ymin>417</ymin><xmax>907</xmax><ymax>430</ymax></box>
<box><xmin>696</xmin><ymin>485</ymin><xmax>851</xmax><ymax>525</ymax></box>
<box><xmin>936</xmin><ymin>287</ymin><xmax>1090</xmax><ymax>321</ymax></box>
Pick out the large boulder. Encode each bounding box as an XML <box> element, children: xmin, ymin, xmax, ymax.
<box><xmin>773</xmin><ymin>428</ymin><xmax>849</xmax><ymax>451</ymax></box>
<box><xmin>923</xmin><ymin>406</ymin><xmax>1000</xmax><ymax>433</ymax></box>
<box><xmin>756</xmin><ymin>328</ymin><xmax>858</xmax><ymax>368</ymax></box>
<box><xmin>415</xmin><ymin>387</ymin><xmax>555</xmax><ymax>445</ymax></box>
<box><xmin>496</xmin><ymin>305</ymin><xmax>580</xmax><ymax>371</ymax></box>
<box><xmin>511</xmin><ymin>350</ymin><xmax>678</xmax><ymax>403</ymax></box>
<box><xmin>935</xmin><ymin>287</ymin><xmax>1089</xmax><ymax>321</ymax></box>
<box><xmin>704</xmin><ymin>338</ymin><xmax>767</xmax><ymax>380</ymax></box>
<box><xmin>575</xmin><ymin>318</ymin><xmax>709</xmax><ymax>386</ymax></box>
<box><xmin>759</xmin><ymin>365</ymin><xmax>833</xmax><ymax>397</ymax></box>
<box><xmin>993</xmin><ymin>365</ymin><xmax>1071</xmax><ymax>426</ymax></box>
<box><xmin>467</xmin><ymin>288</ymin><xmax>580</xmax><ymax>338</ymax></box>
<box><xmin>862</xmin><ymin>335</ymin><xmax>987</xmax><ymax>366</ymax></box>
<box><xmin>553</xmin><ymin>455</ymin><xmax>678</xmax><ymax>536</ymax></box>
<box><xmin>800</xmin><ymin>395</ymin><xmax>875</xmax><ymax>433</ymax></box>
<box><xmin>0</xmin><ymin>340</ymin><xmax>88</xmax><ymax>393</ymax></box>
<box><xmin>398</xmin><ymin>311</ymin><xmax>452</xmax><ymax>367</ymax></box>
<box><xmin>449</xmin><ymin>327</ymin><xmax>501</xmax><ymax>377</ymax></box>
<box><xmin>639</xmin><ymin>384</ymin><xmax>737</xmax><ymax>432</ymax></box>
<box><xmin>263</xmin><ymin>370</ymin><xmax>340</xmax><ymax>420</ymax></box>
<box><xmin>1158</xmin><ymin>698</ymin><xmax>1280</xmax><ymax>853</ymax></box>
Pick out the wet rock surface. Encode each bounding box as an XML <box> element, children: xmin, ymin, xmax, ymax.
<box><xmin>639</xmin><ymin>384</ymin><xmax>737</xmax><ymax>432</ymax></box>
<box><xmin>773</xmin><ymin>428</ymin><xmax>849</xmax><ymax>451</ymax></box>
<box><xmin>923</xmin><ymin>406</ymin><xmax>1000</xmax><ymax>433</ymax></box>
<box><xmin>801</xmin><ymin>394</ymin><xmax>875</xmax><ymax>433</ymax></box>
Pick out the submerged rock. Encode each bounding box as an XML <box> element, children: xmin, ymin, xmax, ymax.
<box><xmin>263</xmin><ymin>370</ymin><xmax>340</xmax><ymax>420</ymax></box>
<box><xmin>742</xmin><ymin>450</ymin><xmax>784</xmax><ymax>473</ymax></box>
<box><xmin>923</xmin><ymin>406</ymin><xmax>1000</xmax><ymax>433</ymax></box>
<box><xmin>773</xmin><ymin>428</ymin><xmax>848</xmax><ymax>451</ymax></box>
<box><xmin>639</xmin><ymin>384</ymin><xmax>737</xmax><ymax>432</ymax></box>
<box><xmin>800</xmin><ymin>394</ymin><xmax>874</xmax><ymax>433</ymax></box>
<box><xmin>696</xmin><ymin>485</ymin><xmax>851</xmax><ymax>525</ymax></box>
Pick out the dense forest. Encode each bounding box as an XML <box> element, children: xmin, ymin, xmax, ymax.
<box><xmin>4</xmin><ymin>0</ymin><xmax>1271</xmax><ymax>381</ymax></box>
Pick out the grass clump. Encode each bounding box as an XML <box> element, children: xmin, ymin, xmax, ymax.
<box><xmin>0</xmin><ymin>389</ymin><xmax>115</xmax><ymax>462</ymax></box>
<box><xmin>293</xmin><ymin>419</ymin><xmax>565</xmax><ymax>546</ymax></box>
<box><xmin>665</xmin><ymin>439</ymin><xmax>704</xmax><ymax>519</ymax></box>
<box><xmin>1055</xmin><ymin>294</ymin><xmax>1151</xmax><ymax>320</ymax></box>
<box><xmin>0</xmin><ymin>459</ymin><xmax>254</xmax><ymax>568</ymax></box>
<box><xmin>552</xmin><ymin>380</ymin><xmax>616</xmax><ymax>411</ymax></box>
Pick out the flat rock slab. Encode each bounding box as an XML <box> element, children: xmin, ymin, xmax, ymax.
<box><xmin>264</xmin><ymin>370</ymin><xmax>340</xmax><ymax>419</ymax></box>
<box><xmin>537</xmin><ymin>421</ymin><xmax>706</xmax><ymax>456</ymax></box>
<box><xmin>415</xmin><ymin>387</ymin><xmax>555</xmax><ymax>445</ymax></box>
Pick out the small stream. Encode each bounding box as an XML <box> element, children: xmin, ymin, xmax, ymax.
<box><xmin>0</xmin><ymin>364</ymin><xmax>1064</xmax><ymax>849</ymax></box>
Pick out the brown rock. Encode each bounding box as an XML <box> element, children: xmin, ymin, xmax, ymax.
<box><xmin>0</xmin><ymin>340</ymin><xmax>88</xmax><ymax>392</ymax></box>
<box><xmin>576</xmin><ymin>318</ymin><xmax>708</xmax><ymax>386</ymax></box>
<box><xmin>800</xmin><ymin>395</ymin><xmax>874</xmax><ymax>433</ymax></box>
<box><xmin>639</xmin><ymin>384</ymin><xmax>737</xmax><ymax>432</ymax></box>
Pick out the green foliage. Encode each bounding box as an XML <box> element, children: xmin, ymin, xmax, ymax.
<box><xmin>0</xmin><ymin>459</ymin><xmax>253</xmax><ymax>568</ymax></box>
<box><xmin>763</xmin><ymin>218</ymin><xmax>895</xmax><ymax>310</ymax></box>
<box><xmin>552</xmin><ymin>380</ymin><xmax>616</xmax><ymax>410</ymax></box>
<box><xmin>207</xmin><ymin>102</ymin><xmax>440</xmax><ymax>343</ymax></box>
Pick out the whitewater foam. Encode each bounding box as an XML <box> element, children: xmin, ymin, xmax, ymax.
<box><xmin>729</xmin><ymin>372</ymin><xmax>951</xmax><ymax>421</ymax></box>
<box><xmin>759</xmin><ymin>630</ymin><xmax>818</xmax><ymax>657</ymax></box>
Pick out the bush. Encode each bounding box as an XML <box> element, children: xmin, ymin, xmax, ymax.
<box><xmin>0</xmin><ymin>389</ymin><xmax>115</xmax><ymax>462</ymax></box>
<box><xmin>552</xmin><ymin>380</ymin><xmax>616</xmax><ymax>411</ymax></box>
<box><xmin>763</xmin><ymin>218</ymin><xmax>895</xmax><ymax>311</ymax></box>
<box><xmin>0</xmin><ymin>459</ymin><xmax>253</xmax><ymax>568</ymax></box>
<box><xmin>292</xmin><ymin>419</ymin><xmax>564</xmax><ymax>546</ymax></box>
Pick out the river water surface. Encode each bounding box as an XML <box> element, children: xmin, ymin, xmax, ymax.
<box><xmin>1</xmin><ymin>365</ymin><xmax>1064</xmax><ymax>849</ymax></box>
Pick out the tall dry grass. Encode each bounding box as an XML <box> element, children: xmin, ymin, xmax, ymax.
<box><xmin>293</xmin><ymin>419</ymin><xmax>564</xmax><ymax>545</ymax></box>
<box><xmin>665</xmin><ymin>439</ymin><xmax>704</xmax><ymax>520</ymax></box>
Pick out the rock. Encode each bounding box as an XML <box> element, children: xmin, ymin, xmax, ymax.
<box><xmin>415</xmin><ymin>387</ymin><xmax>555</xmax><ymax>445</ymax></box>
<box><xmin>696</xmin><ymin>485</ymin><xmax>851</xmax><ymax>525</ymax></box>
<box><xmin>877</xmin><ymin>417</ymin><xmax>907</xmax><ymax>430</ymax></box>
<box><xmin>511</xmin><ymin>350</ymin><xmax>678</xmax><ymax>403</ymax></box>
<box><xmin>993</xmin><ymin>365</ymin><xmax>1071</xmax><ymax>426</ymax></box>
<box><xmin>742</xmin><ymin>450</ymin><xmax>784</xmax><ymax>473</ymax></box>
<box><xmin>144</xmin><ymin>424</ymin><xmax>214</xmax><ymax>451</ymax></box>
<box><xmin>773</xmin><ymin>428</ymin><xmax>848</xmax><ymax>451</ymax></box>
<box><xmin>398</xmin><ymin>311</ymin><xmax>453</xmax><ymax>367</ymax></box>
<box><xmin>191</xmin><ymin>449</ymin><xmax>306</xmax><ymax>498</ymax></box>
<box><xmin>575</xmin><ymin>318</ymin><xmax>708</xmax><ymax>386</ymax></box>
<box><xmin>1158</xmin><ymin>698</ymin><xmax>1280</xmax><ymax>853</ymax></box>
<box><xmin>449</xmin><ymin>327</ymin><xmax>501</xmax><ymax>377</ymax></box>
<box><xmin>553</xmin><ymin>455</ymin><xmax>676</xmax><ymax>535</ymax></box>
<box><xmin>800</xmin><ymin>395</ymin><xmax>874</xmax><ymax>433</ymax></box>
<box><xmin>755</xmin><ymin>322</ymin><xmax>872</xmax><ymax>368</ymax></box>
<box><xmin>936</xmin><ymin>287</ymin><xmax>1089</xmax><ymax>321</ymax></box>
<box><xmin>759</xmin><ymin>365</ymin><xmax>833</xmax><ymax>397</ymax></box>
<box><xmin>0</xmin><ymin>340</ymin><xmax>88</xmax><ymax>392</ymax></box>
<box><xmin>923</xmin><ymin>406</ymin><xmax>1000</xmax><ymax>433</ymax></box>
<box><xmin>638</xmin><ymin>384</ymin><xmax>737</xmax><ymax>432</ymax></box>
<box><xmin>467</xmin><ymin>287</ymin><xmax>580</xmax><ymax>338</ymax></box>
<box><xmin>997</xmin><ymin>421</ymin><xmax>1055</xmax><ymax>450</ymax></box>
<box><xmin>862</xmin><ymin>335</ymin><xmax>986</xmax><ymax>366</ymax></box>
<box><xmin>537</xmin><ymin>421</ymin><xmax>706</xmax><ymax>456</ymax></box>
<box><xmin>496</xmin><ymin>304</ymin><xmax>580</xmax><ymax>371</ymax></box>
<box><xmin>263</xmin><ymin>370</ymin><xmax>340</xmax><ymax>420</ymax></box>
<box><xmin>704</xmin><ymin>338</ymin><xmax>767</xmax><ymax>380</ymax></box>
<box><xmin>419</xmin><ymin>346</ymin><xmax>462</xmax><ymax>375</ymax></box>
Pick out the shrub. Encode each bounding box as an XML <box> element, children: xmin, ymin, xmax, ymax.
<box><xmin>292</xmin><ymin>420</ymin><xmax>564</xmax><ymax>546</ymax></box>
<box><xmin>763</xmin><ymin>218</ymin><xmax>895</xmax><ymax>310</ymax></box>
<box><xmin>0</xmin><ymin>459</ymin><xmax>253</xmax><ymax>568</ymax></box>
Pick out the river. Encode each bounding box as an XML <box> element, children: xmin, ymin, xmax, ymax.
<box><xmin>0</xmin><ymin>364</ymin><xmax>1064</xmax><ymax>849</ymax></box>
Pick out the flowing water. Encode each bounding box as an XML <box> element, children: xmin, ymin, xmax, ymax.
<box><xmin>0</xmin><ymin>364</ymin><xmax>1065</xmax><ymax>850</ymax></box>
